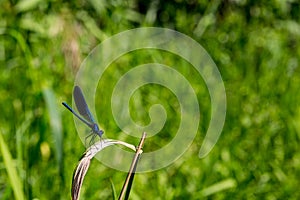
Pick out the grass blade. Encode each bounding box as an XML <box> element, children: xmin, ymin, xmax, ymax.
<box><xmin>15</xmin><ymin>112</ymin><xmax>33</xmax><ymax>197</ymax></box>
<box><xmin>0</xmin><ymin>130</ymin><xmax>25</xmax><ymax>200</ymax></box>
<box><xmin>110</xmin><ymin>178</ymin><xmax>117</xmax><ymax>200</ymax></box>
<box><xmin>15</xmin><ymin>0</ymin><xmax>43</xmax><ymax>12</ymax></box>
<box><xmin>197</xmin><ymin>178</ymin><xmax>237</xmax><ymax>197</ymax></box>
<box><xmin>43</xmin><ymin>88</ymin><xmax>64</xmax><ymax>179</ymax></box>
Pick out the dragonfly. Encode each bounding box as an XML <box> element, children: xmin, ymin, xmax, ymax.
<box><xmin>62</xmin><ymin>86</ymin><xmax>104</xmax><ymax>146</ymax></box>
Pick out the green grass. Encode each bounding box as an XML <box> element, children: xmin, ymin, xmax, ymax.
<box><xmin>1</xmin><ymin>0</ymin><xmax>300</xmax><ymax>199</ymax></box>
<box><xmin>0</xmin><ymin>130</ymin><xmax>25</xmax><ymax>200</ymax></box>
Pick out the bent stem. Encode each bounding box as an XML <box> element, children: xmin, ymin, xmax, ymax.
<box><xmin>71</xmin><ymin>134</ymin><xmax>146</xmax><ymax>200</ymax></box>
<box><xmin>71</xmin><ymin>139</ymin><xmax>136</xmax><ymax>200</ymax></box>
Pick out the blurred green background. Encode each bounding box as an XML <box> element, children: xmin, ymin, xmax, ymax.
<box><xmin>1</xmin><ymin>0</ymin><xmax>300</xmax><ymax>199</ymax></box>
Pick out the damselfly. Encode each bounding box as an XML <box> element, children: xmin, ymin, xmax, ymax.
<box><xmin>62</xmin><ymin>86</ymin><xmax>103</xmax><ymax>146</ymax></box>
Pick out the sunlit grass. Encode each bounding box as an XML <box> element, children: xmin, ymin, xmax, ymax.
<box><xmin>1</xmin><ymin>0</ymin><xmax>300</xmax><ymax>199</ymax></box>
<box><xmin>0</xmin><ymin>130</ymin><xmax>25</xmax><ymax>200</ymax></box>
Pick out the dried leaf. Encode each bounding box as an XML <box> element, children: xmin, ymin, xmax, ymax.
<box><xmin>71</xmin><ymin>139</ymin><xmax>136</xmax><ymax>200</ymax></box>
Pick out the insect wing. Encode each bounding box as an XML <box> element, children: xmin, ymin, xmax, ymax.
<box><xmin>73</xmin><ymin>86</ymin><xmax>96</xmax><ymax>124</ymax></box>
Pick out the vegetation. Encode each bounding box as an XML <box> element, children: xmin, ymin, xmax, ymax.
<box><xmin>1</xmin><ymin>0</ymin><xmax>300</xmax><ymax>199</ymax></box>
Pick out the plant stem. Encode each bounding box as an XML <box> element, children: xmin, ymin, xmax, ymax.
<box><xmin>118</xmin><ymin>132</ymin><xmax>146</xmax><ymax>200</ymax></box>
